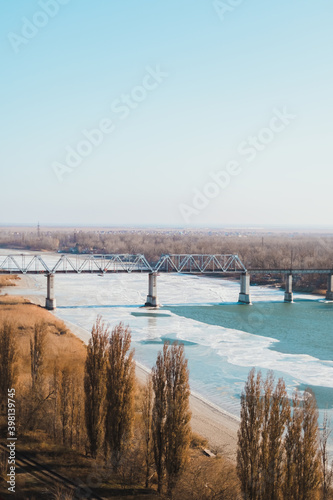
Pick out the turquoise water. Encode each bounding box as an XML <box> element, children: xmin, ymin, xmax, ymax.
<box><xmin>163</xmin><ymin>300</ymin><xmax>333</xmax><ymax>413</ymax></box>
<box><xmin>132</xmin><ymin>299</ymin><xmax>333</xmax><ymax>413</ymax></box>
<box><xmin>167</xmin><ymin>299</ymin><xmax>333</xmax><ymax>362</ymax></box>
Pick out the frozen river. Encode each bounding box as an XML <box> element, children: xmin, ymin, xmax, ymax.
<box><xmin>2</xmin><ymin>250</ymin><xmax>333</xmax><ymax>454</ymax></box>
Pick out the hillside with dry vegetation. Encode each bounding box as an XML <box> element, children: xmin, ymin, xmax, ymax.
<box><xmin>0</xmin><ymin>296</ymin><xmax>240</xmax><ymax>499</ymax></box>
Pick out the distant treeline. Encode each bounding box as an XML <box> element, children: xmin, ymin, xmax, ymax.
<box><xmin>1</xmin><ymin>229</ymin><xmax>333</xmax><ymax>291</ymax></box>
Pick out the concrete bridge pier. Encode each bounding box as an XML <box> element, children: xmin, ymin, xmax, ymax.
<box><xmin>284</xmin><ymin>274</ymin><xmax>293</xmax><ymax>302</ymax></box>
<box><xmin>45</xmin><ymin>273</ymin><xmax>56</xmax><ymax>310</ymax></box>
<box><xmin>145</xmin><ymin>272</ymin><xmax>159</xmax><ymax>307</ymax></box>
<box><xmin>238</xmin><ymin>273</ymin><xmax>251</xmax><ymax>304</ymax></box>
<box><xmin>326</xmin><ymin>274</ymin><xmax>333</xmax><ymax>300</ymax></box>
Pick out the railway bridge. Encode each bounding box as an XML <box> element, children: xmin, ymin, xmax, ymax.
<box><xmin>0</xmin><ymin>253</ymin><xmax>332</xmax><ymax>309</ymax></box>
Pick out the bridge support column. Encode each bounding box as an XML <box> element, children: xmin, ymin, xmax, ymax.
<box><xmin>145</xmin><ymin>272</ymin><xmax>159</xmax><ymax>307</ymax></box>
<box><xmin>45</xmin><ymin>273</ymin><xmax>56</xmax><ymax>310</ymax></box>
<box><xmin>238</xmin><ymin>273</ymin><xmax>251</xmax><ymax>304</ymax></box>
<box><xmin>326</xmin><ymin>274</ymin><xmax>333</xmax><ymax>300</ymax></box>
<box><xmin>284</xmin><ymin>274</ymin><xmax>293</xmax><ymax>302</ymax></box>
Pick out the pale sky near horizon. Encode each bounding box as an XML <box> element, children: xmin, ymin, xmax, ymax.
<box><xmin>1</xmin><ymin>1</ymin><xmax>332</xmax><ymax>227</ymax></box>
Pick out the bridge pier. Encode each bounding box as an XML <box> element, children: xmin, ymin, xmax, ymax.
<box><xmin>284</xmin><ymin>274</ymin><xmax>293</xmax><ymax>302</ymax></box>
<box><xmin>238</xmin><ymin>273</ymin><xmax>251</xmax><ymax>304</ymax></box>
<box><xmin>326</xmin><ymin>274</ymin><xmax>333</xmax><ymax>300</ymax></box>
<box><xmin>45</xmin><ymin>273</ymin><xmax>56</xmax><ymax>310</ymax></box>
<box><xmin>145</xmin><ymin>272</ymin><xmax>159</xmax><ymax>307</ymax></box>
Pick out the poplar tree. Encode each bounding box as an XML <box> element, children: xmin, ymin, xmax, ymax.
<box><xmin>284</xmin><ymin>391</ymin><xmax>303</xmax><ymax>500</ymax></box>
<box><xmin>320</xmin><ymin>412</ymin><xmax>333</xmax><ymax>500</ymax></box>
<box><xmin>301</xmin><ymin>390</ymin><xmax>321</xmax><ymax>499</ymax></box>
<box><xmin>152</xmin><ymin>342</ymin><xmax>191</xmax><ymax>495</ymax></box>
<box><xmin>141</xmin><ymin>376</ymin><xmax>154</xmax><ymax>488</ymax></box>
<box><xmin>284</xmin><ymin>389</ymin><xmax>322</xmax><ymax>500</ymax></box>
<box><xmin>152</xmin><ymin>343</ymin><xmax>169</xmax><ymax>494</ymax></box>
<box><xmin>84</xmin><ymin>316</ymin><xmax>109</xmax><ymax>458</ymax></box>
<box><xmin>165</xmin><ymin>342</ymin><xmax>191</xmax><ymax>495</ymax></box>
<box><xmin>237</xmin><ymin>368</ymin><xmax>263</xmax><ymax>500</ymax></box>
<box><xmin>259</xmin><ymin>376</ymin><xmax>290</xmax><ymax>500</ymax></box>
<box><xmin>105</xmin><ymin>322</ymin><xmax>135</xmax><ymax>470</ymax></box>
<box><xmin>259</xmin><ymin>371</ymin><xmax>274</xmax><ymax>499</ymax></box>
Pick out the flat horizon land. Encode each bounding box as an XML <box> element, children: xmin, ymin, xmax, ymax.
<box><xmin>1</xmin><ymin>224</ymin><xmax>333</xmax><ymax>235</ymax></box>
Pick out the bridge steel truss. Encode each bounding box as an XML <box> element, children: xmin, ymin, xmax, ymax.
<box><xmin>0</xmin><ymin>253</ymin><xmax>246</xmax><ymax>275</ymax></box>
<box><xmin>154</xmin><ymin>254</ymin><xmax>246</xmax><ymax>273</ymax></box>
<box><xmin>0</xmin><ymin>254</ymin><xmax>153</xmax><ymax>274</ymax></box>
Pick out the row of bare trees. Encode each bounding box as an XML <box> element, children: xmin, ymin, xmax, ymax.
<box><xmin>1</xmin><ymin>229</ymin><xmax>333</xmax><ymax>269</ymax></box>
<box><xmin>0</xmin><ymin>316</ymin><xmax>198</xmax><ymax>496</ymax></box>
<box><xmin>84</xmin><ymin>316</ymin><xmax>191</xmax><ymax>495</ymax></box>
<box><xmin>237</xmin><ymin>369</ymin><xmax>333</xmax><ymax>500</ymax></box>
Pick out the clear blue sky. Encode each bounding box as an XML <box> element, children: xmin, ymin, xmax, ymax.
<box><xmin>1</xmin><ymin>0</ymin><xmax>332</xmax><ymax>227</ymax></box>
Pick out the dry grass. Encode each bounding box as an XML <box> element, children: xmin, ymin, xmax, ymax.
<box><xmin>0</xmin><ymin>274</ymin><xmax>20</xmax><ymax>288</ymax></box>
<box><xmin>174</xmin><ymin>448</ymin><xmax>241</xmax><ymax>499</ymax></box>
<box><xmin>0</xmin><ymin>294</ymin><xmax>86</xmax><ymax>378</ymax></box>
<box><xmin>190</xmin><ymin>431</ymin><xmax>209</xmax><ymax>450</ymax></box>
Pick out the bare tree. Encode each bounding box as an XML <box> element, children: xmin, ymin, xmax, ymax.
<box><xmin>59</xmin><ymin>367</ymin><xmax>71</xmax><ymax>445</ymax></box>
<box><xmin>30</xmin><ymin>321</ymin><xmax>47</xmax><ymax>392</ymax></box>
<box><xmin>105</xmin><ymin>322</ymin><xmax>135</xmax><ymax>470</ymax></box>
<box><xmin>237</xmin><ymin>370</ymin><xmax>291</xmax><ymax>500</ymax></box>
<box><xmin>284</xmin><ymin>389</ymin><xmax>322</xmax><ymax>500</ymax></box>
<box><xmin>261</xmin><ymin>376</ymin><xmax>290</xmax><ymax>500</ymax></box>
<box><xmin>320</xmin><ymin>412</ymin><xmax>333</xmax><ymax>500</ymax></box>
<box><xmin>84</xmin><ymin>316</ymin><xmax>109</xmax><ymax>458</ymax></box>
<box><xmin>237</xmin><ymin>368</ymin><xmax>263</xmax><ymax>500</ymax></box>
<box><xmin>152</xmin><ymin>343</ymin><xmax>169</xmax><ymax>494</ymax></box>
<box><xmin>141</xmin><ymin>376</ymin><xmax>154</xmax><ymax>488</ymax></box>
<box><xmin>165</xmin><ymin>342</ymin><xmax>191</xmax><ymax>495</ymax></box>
<box><xmin>51</xmin><ymin>362</ymin><xmax>60</xmax><ymax>441</ymax></box>
<box><xmin>152</xmin><ymin>342</ymin><xmax>191</xmax><ymax>495</ymax></box>
<box><xmin>284</xmin><ymin>390</ymin><xmax>303</xmax><ymax>500</ymax></box>
<box><xmin>301</xmin><ymin>389</ymin><xmax>322</xmax><ymax>499</ymax></box>
<box><xmin>259</xmin><ymin>371</ymin><xmax>274</xmax><ymax>498</ymax></box>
